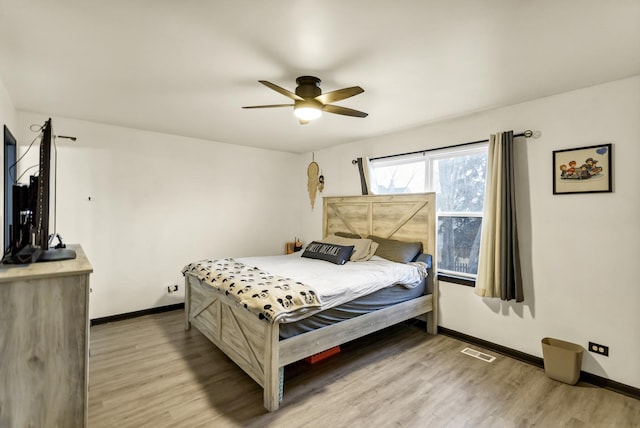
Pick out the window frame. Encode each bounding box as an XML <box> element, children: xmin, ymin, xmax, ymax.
<box><xmin>369</xmin><ymin>143</ymin><xmax>488</xmax><ymax>286</ymax></box>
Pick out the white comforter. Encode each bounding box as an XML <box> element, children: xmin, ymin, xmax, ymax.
<box><xmin>236</xmin><ymin>252</ymin><xmax>425</xmax><ymax>322</ymax></box>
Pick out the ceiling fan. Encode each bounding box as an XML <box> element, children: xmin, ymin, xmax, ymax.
<box><xmin>242</xmin><ymin>76</ymin><xmax>368</xmax><ymax>124</ymax></box>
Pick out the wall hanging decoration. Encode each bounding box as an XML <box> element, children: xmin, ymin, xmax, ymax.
<box><xmin>307</xmin><ymin>155</ymin><xmax>320</xmax><ymax>208</ymax></box>
<box><xmin>553</xmin><ymin>144</ymin><xmax>612</xmax><ymax>194</ymax></box>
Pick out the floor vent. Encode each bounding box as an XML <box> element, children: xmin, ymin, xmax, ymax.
<box><xmin>461</xmin><ymin>347</ymin><xmax>496</xmax><ymax>363</ymax></box>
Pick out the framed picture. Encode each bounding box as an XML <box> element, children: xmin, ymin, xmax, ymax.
<box><xmin>553</xmin><ymin>144</ymin><xmax>612</xmax><ymax>194</ymax></box>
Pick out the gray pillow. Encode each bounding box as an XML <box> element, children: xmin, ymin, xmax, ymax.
<box><xmin>367</xmin><ymin>235</ymin><xmax>423</xmax><ymax>263</ymax></box>
<box><xmin>334</xmin><ymin>231</ymin><xmax>363</xmax><ymax>239</ymax></box>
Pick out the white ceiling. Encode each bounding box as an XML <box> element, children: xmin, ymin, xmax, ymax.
<box><xmin>0</xmin><ymin>1</ymin><xmax>639</xmax><ymax>153</ymax></box>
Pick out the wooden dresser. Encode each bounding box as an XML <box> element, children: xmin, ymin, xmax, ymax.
<box><xmin>0</xmin><ymin>244</ymin><xmax>92</xmax><ymax>428</ymax></box>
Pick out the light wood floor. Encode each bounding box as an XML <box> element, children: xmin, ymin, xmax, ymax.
<box><xmin>88</xmin><ymin>310</ymin><xmax>639</xmax><ymax>428</ymax></box>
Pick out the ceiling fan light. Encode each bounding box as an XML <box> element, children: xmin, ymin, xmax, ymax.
<box><xmin>294</xmin><ymin>106</ymin><xmax>322</xmax><ymax>121</ymax></box>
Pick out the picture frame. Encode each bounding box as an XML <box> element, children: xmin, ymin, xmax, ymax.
<box><xmin>552</xmin><ymin>144</ymin><xmax>612</xmax><ymax>194</ymax></box>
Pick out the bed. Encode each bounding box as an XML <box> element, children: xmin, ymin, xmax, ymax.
<box><xmin>183</xmin><ymin>193</ymin><xmax>437</xmax><ymax>411</ymax></box>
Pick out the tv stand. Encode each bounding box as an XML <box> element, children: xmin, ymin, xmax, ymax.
<box><xmin>2</xmin><ymin>245</ymin><xmax>76</xmax><ymax>264</ymax></box>
<box><xmin>4</xmin><ymin>245</ymin><xmax>43</xmax><ymax>264</ymax></box>
<box><xmin>0</xmin><ymin>244</ymin><xmax>92</xmax><ymax>427</ymax></box>
<box><xmin>38</xmin><ymin>247</ymin><xmax>76</xmax><ymax>262</ymax></box>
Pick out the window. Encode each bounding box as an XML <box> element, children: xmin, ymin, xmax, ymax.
<box><xmin>369</xmin><ymin>145</ymin><xmax>488</xmax><ymax>283</ymax></box>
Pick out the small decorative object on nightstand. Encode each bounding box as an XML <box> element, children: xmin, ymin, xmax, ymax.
<box><xmin>286</xmin><ymin>238</ymin><xmax>304</xmax><ymax>254</ymax></box>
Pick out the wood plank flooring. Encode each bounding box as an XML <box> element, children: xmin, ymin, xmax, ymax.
<box><xmin>88</xmin><ymin>310</ymin><xmax>639</xmax><ymax>428</ymax></box>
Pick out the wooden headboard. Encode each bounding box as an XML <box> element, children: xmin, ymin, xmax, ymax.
<box><xmin>322</xmin><ymin>193</ymin><xmax>436</xmax><ymax>263</ymax></box>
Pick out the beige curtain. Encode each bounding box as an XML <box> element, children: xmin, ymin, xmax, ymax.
<box><xmin>476</xmin><ymin>131</ymin><xmax>523</xmax><ymax>302</ymax></box>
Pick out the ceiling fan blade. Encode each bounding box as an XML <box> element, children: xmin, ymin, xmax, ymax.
<box><xmin>259</xmin><ymin>80</ymin><xmax>304</xmax><ymax>101</ymax></box>
<box><xmin>242</xmin><ymin>104</ymin><xmax>293</xmax><ymax>109</ymax></box>
<box><xmin>323</xmin><ymin>104</ymin><xmax>368</xmax><ymax>118</ymax></box>
<box><xmin>315</xmin><ymin>86</ymin><xmax>364</xmax><ymax>104</ymax></box>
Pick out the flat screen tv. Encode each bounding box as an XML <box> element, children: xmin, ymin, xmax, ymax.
<box><xmin>2</xmin><ymin>118</ymin><xmax>75</xmax><ymax>263</ymax></box>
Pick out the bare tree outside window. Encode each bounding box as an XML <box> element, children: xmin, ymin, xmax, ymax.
<box><xmin>434</xmin><ymin>151</ymin><xmax>487</xmax><ymax>276</ymax></box>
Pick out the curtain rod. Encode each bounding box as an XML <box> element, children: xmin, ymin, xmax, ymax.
<box><xmin>351</xmin><ymin>130</ymin><xmax>533</xmax><ymax>164</ymax></box>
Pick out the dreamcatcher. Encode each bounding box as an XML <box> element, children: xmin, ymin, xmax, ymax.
<box><xmin>307</xmin><ymin>154</ymin><xmax>324</xmax><ymax>208</ymax></box>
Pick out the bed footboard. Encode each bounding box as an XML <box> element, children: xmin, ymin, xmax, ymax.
<box><xmin>185</xmin><ymin>273</ymin><xmax>434</xmax><ymax>411</ymax></box>
<box><xmin>185</xmin><ymin>274</ymin><xmax>282</xmax><ymax>407</ymax></box>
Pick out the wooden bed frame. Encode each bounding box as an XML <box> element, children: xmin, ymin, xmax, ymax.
<box><xmin>184</xmin><ymin>193</ymin><xmax>437</xmax><ymax>411</ymax></box>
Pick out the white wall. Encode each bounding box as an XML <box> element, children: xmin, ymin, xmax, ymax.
<box><xmin>16</xmin><ymin>112</ymin><xmax>302</xmax><ymax>319</ymax></box>
<box><xmin>0</xmin><ymin>77</ymin><xmax>15</xmax><ymax>130</ymax></box>
<box><xmin>301</xmin><ymin>76</ymin><xmax>640</xmax><ymax>389</ymax></box>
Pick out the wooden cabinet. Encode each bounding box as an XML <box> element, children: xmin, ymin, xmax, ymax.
<box><xmin>0</xmin><ymin>245</ymin><xmax>92</xmax><ymax>428</ymax></box>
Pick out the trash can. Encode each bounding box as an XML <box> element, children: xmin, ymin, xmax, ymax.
<box><xmin>541</xmin><ymin>337</ymin><xmax>583</xmax><ymax>385</ymax></box>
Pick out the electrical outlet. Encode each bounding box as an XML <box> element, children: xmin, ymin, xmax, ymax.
<box><xmin>588</xmin><ymin>341</ymin><xmax>609</xmax><ymax>356</ymax></box>
<box><xmin>167</xmin><ymin>284</ymin><xmax>179</xmax><ymax>294</ymax></box>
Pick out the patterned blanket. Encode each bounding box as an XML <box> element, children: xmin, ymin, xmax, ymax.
<box><xmin>182</xmin><ymin>258</ymin><xmax>322</xmax><ymax>323</ymax></box>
